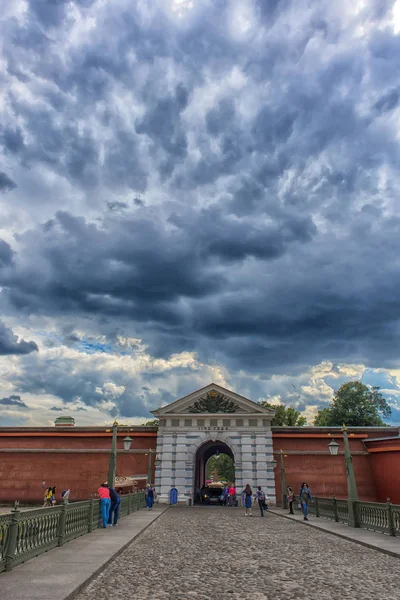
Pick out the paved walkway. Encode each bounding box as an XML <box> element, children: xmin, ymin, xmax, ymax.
<box><xmin>74</xmin><ymin>506</ymin><xmax>400</xmax><ymax>600</ymax></box>
<box><xmin>269</xmin><ymin>507</ymin><xmax>400</xmax><ymax>558</ymax></box>
<box><xmin>1</xmin><ymin>506</ymin><xmax>168</xmax><ymax>600</ymax></box>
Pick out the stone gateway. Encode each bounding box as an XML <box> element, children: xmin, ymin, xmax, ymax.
<box><xmin>151</xmin><ymin>383</ymin><xmax>276</xmax><ymax>504</ymax></box>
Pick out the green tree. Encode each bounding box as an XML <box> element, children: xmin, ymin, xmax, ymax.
<box><xmin>141</xmin><ymin>419</ymin><xmax>159</xmax><ymax>426</ymax></box>
<box><xmin>259</xmin><ymin>402</ymin><xmax>307</xmax><ymax>426</ymax></box>
<box><xmin>206</xmin><ymin>454</ymin><xmax>235</xmax><ymax>482</ymax></box>
<box><xmin>313</xmin><ymin>381</ymin><xmax>391</xmax><ymax>426</ymax></box>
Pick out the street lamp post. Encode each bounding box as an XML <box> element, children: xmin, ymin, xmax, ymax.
<box><xmin>146</xmin><ymin>448</ymin><xmax>154</xmax><ymax>485</ymax></box>
<box><xmin>280</xmin><ymin>449</ymin><xmax>287</xmax><ymax>510</ymax></box>
<box><xmin>328</xmin><ymin>426</ymin><xmax>359</xmax><ymax>527</ymax></box>
<box><xmin>107</xmin><ymin>421</ymin><xmax>119</xmax><ymax>488</ymax></box>
<box><xmin>107</xmin><ymin>422</ymin><xmax>133</xmax><ymax>488</ymax></box>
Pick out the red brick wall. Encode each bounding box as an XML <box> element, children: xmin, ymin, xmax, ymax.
<box><xmin>0</xmin><ymin>451</ymin><xmax>158</xmax><ymax>503</ymax></box>
<box><xmin>1</xmin><ymin>426</ymin><xmax>398</xmax><ymax>505</ymax></box>
<box><xmin>0</xmin><ymin>429</ymin><xmax>158</xmax><ymax>503</ymax></box>
<box><xmin>0</xmin><ymin>432</ymin><xmax>157</xmax><ymax>450</ymax></box>
<box><xmin>272</xmin><ymin>432</ymin><xmax>379</xmax><ymax>503</ymax></box>
<box><xmin>273</xmin><ymin>453</ymin><xmax>377</xmax><ymax>503</ymax></box>
<box><xmin>368</xmin><ymin>451</ymin><xmax>400</xmax><ymax>504</ymax></box>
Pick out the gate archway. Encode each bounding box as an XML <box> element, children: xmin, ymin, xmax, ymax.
<box><xmin>194</xmin><ymin>440</ymin><xmax>234</xmax><ymax>502</ymax></box>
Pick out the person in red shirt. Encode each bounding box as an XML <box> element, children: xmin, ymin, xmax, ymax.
<box><xmin>97</xmin><ymin>484</ymin><xmax>111</xmax><ymax>528</ymax></box>
<box><xmin>228</xmin><ymin>484</ymin><xmax>236</xmax><ymax>506</ymax></box>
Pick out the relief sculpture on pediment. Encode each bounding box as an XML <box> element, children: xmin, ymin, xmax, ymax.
<box><xmin>188</xmin><ymin>391</ymin><xmax>239</xmax><ymax>413</ymax></box>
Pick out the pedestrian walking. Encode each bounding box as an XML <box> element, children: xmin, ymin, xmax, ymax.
<box><xmin>228</xmin><ymin>484</ymin><xmax>236</xmax><ymax>506</ymax></box>
<box><xmin>50</xmin><ymin>486</ymin><xmax>56</xmax><ymax>506</ymax></box>
<box><xmin>287</xmin><ymin>486</ymin><xmax>295</xmax><ymax>515</ymax></box>
<box><xmin>146</xmin><ymin>484</ymin><xmax>155</xmax><ymax>509</ymax></box>
<box><xmin>108</xmin><ymin>487</ymin><xmax>121</xmax><ymax>526</ymax></box>
<box><xmin>43</xmin><ymin>487</ymin><xmax>52</xmax><ymax>507</ymax></box>
<box><xmin>98</xmin><ymin>483</ymin><xmax>111</xmax><ymax>528</ymax></box>
<box><xmin>299</xmin><ymin>482</ymin><xmax>312</xmax><ymax>521</ymax></box>
<box><xmin>254</xmin><ymin>486</ymin><xmax>266</xmax><ymax>517</ymax></box>
<box><xmin>61</xmin><ymin>488</ymin><xmax>71</xmax><ymax>501</ymax></box>
<box><xmin>221</xmin><ymin>485</ymin><xmax>229</xmax><ymax>506</ymax></box>
<box><xmin>243</xmin><ymin>484</ymin><xmax>253</xmax><ymax>516</ymax></box>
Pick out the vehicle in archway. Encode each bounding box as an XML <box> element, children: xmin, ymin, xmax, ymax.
<box><xmin>201</xmin><ymin>483</ymin><xmax>224</xmax><ymax>505</ymax></box>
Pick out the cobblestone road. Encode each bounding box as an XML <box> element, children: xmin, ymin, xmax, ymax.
<box><xmin>76</xmin><ymin>507</ymin><xmax>399</xmax><ymax>600</ymax></box>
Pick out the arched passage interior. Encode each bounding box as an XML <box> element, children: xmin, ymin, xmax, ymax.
<box><xmin>194</xmin><ymin>440</ymin><xmax>234</xmax><ymax>501</ymax></box>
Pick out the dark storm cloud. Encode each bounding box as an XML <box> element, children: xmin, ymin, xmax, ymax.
<box><xmin>2</xmin><ymin>0</ymin><xmax>400</xmax><ymax>418</ymax></box>
<box><xmin>0</xmin><ymin>395</ymin><xmax>28</xmax><ymax>408</ymax></box>
<box><xmin>0</xmin><ymin>172</ymin><xmax>17</xmax><ymax>192</ymax></box>
<box><xmin>0</xmin><ymin>240</ymin><xmax>14</xmax><ymax>267</ymax></box>
<box><xmin>0</xmin><ymin>321</ymin><xmax>38</xmax><ymax>356</ymax></box>
<box><xmin>107</xmin><ymin>201</ymin><xmax>128</xmax><ymax>212</ymax></box>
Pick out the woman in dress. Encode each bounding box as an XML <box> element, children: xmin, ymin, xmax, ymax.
<box><xmin>243</xmin><ymin>483</ymin><xmax>253</xmax><ymax>516</ymax></box>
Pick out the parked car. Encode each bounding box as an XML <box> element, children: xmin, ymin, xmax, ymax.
<box><xmin>202</xmin><ymin>485</ymin><xmax>223</xmax><ymax>505</ymax></box>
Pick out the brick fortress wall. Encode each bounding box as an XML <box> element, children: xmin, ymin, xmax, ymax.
<box><xmin>0</xmin><ymin>428</ymin><xmax>158</xmax><ymax>503</ymax></box>
<box><xmin>0</xmin><ymin>425</ymin><xmax>398</xmax><ymax>504</ymax></box>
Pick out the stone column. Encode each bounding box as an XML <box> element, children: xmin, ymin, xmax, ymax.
<box><xmin>240</xmin><ymin>433</ymin><xmax>255</xmax><ymax>490</ymax></box>
<box><xmin>175</xmin><ymin>433</ymin><xmax>190</xmax><ymax>504</ymax></box>
<box><xmin>157</xmin><ymin>432</ymin><xmax>176</xmax><ymax>504</ymax></box>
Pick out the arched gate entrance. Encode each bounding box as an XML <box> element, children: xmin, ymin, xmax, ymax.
<box><xmin>194</xmin><ymin>441</ymin><xmax>234</xmax><ymax>501</ymax></box>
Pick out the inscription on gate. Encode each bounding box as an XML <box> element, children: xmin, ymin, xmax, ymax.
<box><xmin>198</xmin><ymin>426</ymin><xmax>229</xmax><ymax>431</ymax></box>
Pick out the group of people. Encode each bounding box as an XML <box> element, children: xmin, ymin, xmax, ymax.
<box><xmin>242</xmin><ymin>484</ymin><xmax>269</xmax><ymax>517</ymax></box>
<box><xmin>43</xmin><ymin>486</ymin><xmax>56</xmax><ymax>507</ymax></box>
<box><xmin>97</xmin><ymin>484</ymin><xmax>121</xmax><ymax>528</ymax></box>
<box><xmin>287</xmin><ymin>483</ymin><xmax>313</xmax><ymax>520</ymax></box>
<box><xmin>220</xmin><ymin>484</ymin><xmax>237</xmax><ymax>506</ymax></box>
<box><xmin>43</xmin><ymin>487</ymin><xmax>72</xmax><ymax>507</ymax></box>
<box><xmin>238</xmin><ymin>482</ymin><xmax>313</xmax><ymax>520</ymax></box>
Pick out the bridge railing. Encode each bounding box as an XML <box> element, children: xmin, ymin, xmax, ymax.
<box><xmin>307</xmin><ymin>497</ymin><xmax>400</xmax><ymax>536</ymax></box>
<box><xmin>0</xmin><ymin>490</ymin><xmax>146</xmax><ymax>573</ymax></box>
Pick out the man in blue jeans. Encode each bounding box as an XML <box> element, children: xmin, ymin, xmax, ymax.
<box><xmin>108</xmin><ymin>487</ymin><xmax>121</xmax><ymax>526</ymax></box>
<box><xmin>97</xmin><ymin>484</ymin><xmax>111</xmax><ymax>528</ymax></box>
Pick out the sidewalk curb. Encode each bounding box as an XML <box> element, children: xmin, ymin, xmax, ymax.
<box><xmin>268</xmin><ymin>509</ymin><xmax>400</xmax><ymax>560</ymax></box>
<box><xmin>65</xmin><ymin>507</ymin><xmax>169</xmax><ymax>600</ymax></box>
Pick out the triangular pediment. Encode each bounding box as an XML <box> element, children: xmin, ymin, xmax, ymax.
<box><xmin>151</xmin><ymin>383</ymin><xmax>275</xmax><ymax>417</ymax></box>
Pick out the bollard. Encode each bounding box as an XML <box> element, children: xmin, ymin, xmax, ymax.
<box><xmin>387</xmin><ymin>498</ymin><xmax>395</xmax><ymax>537</ymax></box>
<box><xmin>333</xmin><ymin>496</ymin><xmax>339</xmax><ymax>522</ymax></box>
<box><xmin>315</xmin><ymin>496</ymin><xmax>320</xmax><ymax>518</ymax></box>
<box><xmin>5</xmin><ymin>501</ymin><xmax>20</xmax><ymax>572</ymax></box>
<box><xmin>58</xmin><ymin>497</ymin><xmax>68</xmax><ymax>546</ymax></box>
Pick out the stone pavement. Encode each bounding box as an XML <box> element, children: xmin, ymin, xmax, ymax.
<box><xmin>269</xmin><ymin>507</ymin><xmax>400</xmax><ymax>558</ymax></box>
<box><xmin>1</xmin><ymin>505</ymin><xmax>168</xmax><ymax>600</ymax></box>
<box><xmin>75</xmin><ymin>506</ymin><xmax>400</xmax><ymax>600</ymax></box>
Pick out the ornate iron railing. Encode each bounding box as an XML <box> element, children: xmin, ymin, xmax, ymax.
<box><xmin>357</xmin><ymin>501</ymin><xmax>389</xmax><ymax>534</ymax></box>
<box><xmin>1</xmin><ymin>490</ymin><xmax>146</xmax><ymax>573</ymax></box>
<box><xmin>0</xmin><ymin>513</ymin><xmax>12</xmax><ymax>573</ymax></box>
<box><xmin>306</xmin><ymin>496</ymin><xmax>400</xmax><ymax>536</ymax></box>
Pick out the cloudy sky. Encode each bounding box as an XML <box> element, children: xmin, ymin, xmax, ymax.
<box><xmin>1</xmin><ymin>0</ymin><xmax>400</xmax><ymax>427</ymax></box>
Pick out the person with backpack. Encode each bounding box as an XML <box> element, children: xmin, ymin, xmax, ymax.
<box><xmin>299</xmin><ymin>482</ymin><xmax>312</xmax><ymax>521</ymax></box>
<box><xmin>108</xmin><ymin>487</ymin><xmax>121</xmax><ymax>526</ymax></box>
<box><xmin>254</xmin><ymin>486</ymin><xmax>266</xmax><ymax>517</ymax></box>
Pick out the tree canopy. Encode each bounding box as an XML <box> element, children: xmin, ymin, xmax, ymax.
<box><xmin>259</xmin><ymin>402</ymin><xmax>307</xmax><ymax>426</ymax></box>
<box><xmin>141</xmin><ymin>419</ymin><xmax>159</xmax><ymax>426</ymax></box>
<box><xmin>313</xmin><ymin>381</ymin><xmax>391</xmax><ymax>426</ymax></box>
<box><xmin>206</xmin><ymin>454</ymin><xmax>235</xmax><ymax>483</ymax></box>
